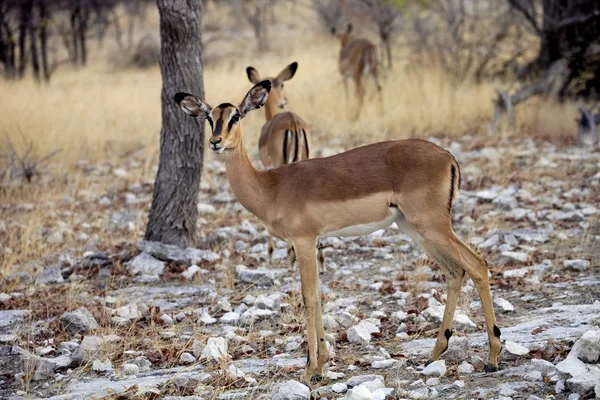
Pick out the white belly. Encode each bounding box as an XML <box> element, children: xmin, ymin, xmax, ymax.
<box><xmin>323</xmin><ymin>207</ymin><xmax>401</xmax><ymax>238</ymax></box>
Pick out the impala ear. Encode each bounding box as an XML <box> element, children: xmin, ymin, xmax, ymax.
<box><xmin>276</xmin><ymin>62</ymin><xmax>298</xmax><ymax>82</ymax></box>
<box><xmin>239</xmin><ymin>80</ymin><xmax>271</xmax><ymax>115</ymax></box>
<box><xmin>246</xmin><ymin>66</ymin><xmax>261</xmax><ymax>84</ymax></box>
<box><xmin>174</xmin><ymin>92</ymin><xmax>212</xmax><ymax>118</ymax></box>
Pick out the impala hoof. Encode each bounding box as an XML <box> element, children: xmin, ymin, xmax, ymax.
<box><xmin>483</xmin><ymin>364</ymin><xmax>499</xmax><ymax>373</ymax></box>
<box><xmin>425</xmin><ymin>359</ymin><xmax>433</xmax><ymax>367</ymax></box>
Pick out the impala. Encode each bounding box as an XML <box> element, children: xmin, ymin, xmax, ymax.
<box><xmin>245</xmin><ymin>62</ymin><xmax>323</xmax><ymax>270</ymax></box>
<box><xmin>332</xmin><ymin>23</ymin><xmax>382</xmax><ymax>114</ymax></box>
<box><xmin>174</xmin><ymin>81</ymin><xmax>502</xmax><ymax>384</ymax></box>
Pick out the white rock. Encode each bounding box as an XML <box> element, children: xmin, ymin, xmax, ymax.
<box><xmin>219</xmin><ymin>312</ymin><xmax>240</xmax><ymax>324</ymax></box>
<box><xmin>181</xmin><ymin>265</ymin><xmax>201</xmax><ymax>280</ymax></box>
<box><xmin>371</xmin><ymin>359</ymin><xmax>396</xmax><ymax>369</ymax></box>
<box><xmin>121</xmin><ymin>363</ymin><xmax>140</xmax><ymax>375</ymax></box>
<box><xmin>36</xmin><ymin>266</ymin><xmax>64</xmax><ymax>284</ymax></box>
<box><xmin>576</xmin><ymin>329</ymin><xmax>600</xmax><ymax>363</ymax></box>
<box><xmin>454</xmin><ymin>380</ymin><xmax>465</xmax><ymax>388</ymax></box>
<box><xmin>114</xmin><ymin>303</ymin><xmax>142</xmax><ymax>320</ymax></box>
<box><xmin>525</xmin><ymin>370</ymin><xmax>544</xmax><ymax>381</ymax></box>
<box><xmin>200</xmin><ymin>337</ymin><xmax>228</xmax><ymax>362</ymax></box>
<box><xmin>494</xmin><ymin>297</ymin><xmax>515</xmax><ymax>312</ymax></box>
<box><xmin>500</xmin><ymin>251</ymin><xmax>529</xmax><ymax>264</ymax></box>
<box><xmin>331</xmin><ymin>382</ymin><xmax>347</xmax><ymax>393</ymax></box>
<box><xmin>274</xmin><ymin>379</ymin><xmax>310</xmax><ymax>400</ymax></box>
<box><xmin>458</xmin><ymin>361</ymin><xmax>474</xmax><ymax>374</ymax></box>
<box><xmin>421</xmin><ymin>360</ymin><xmax>446</xmax><ymax>377</ymax></box>
<box><xmin>92</xmin><ymin>359</ymin><xmax>113</xmax><ymax>372</ymax></box>
<box><xmin>126</xmin><ymin>252</ymin><xmax>165</xmax><ymax>278</ymax></box>
<box><xmin>346</xmin><ymin>385</ymin><xmax>372</xmax><ymax>400</ymax></box>
<box><xmin>179</xmin><ymin>352</ymin><xmax>195</xmax><ymax>364</ymax></box>
<box><xmin>60</xmin><ymin>307</ymin><xmax>99</xmax><ymax>334</ymax></box>
<box><xmin>444</xmin><ymin>336</ymin><xmax>469</xmax><ymax>362</ymax></box>
<box><xmin>347</xmin><ymin>375</ymin><xmax>384</xmax><ymax>388</ymax></box>
<box><xmin>426</xmin><ymin>377</ymin><xmax>440</xmax><ymax>386</ymax></box>
<box><xmin>504</xmin><ymin>340</ymin><xmax>529</xmax><ymax>356</ymax></box>
<box><xmin>199</xmin><ymin>312</ymin><xmax>217</xmax><ymax>325</ymax></box>
<box><xmin>159</xmin><ymin>314</ymin><xmax>173</xmax><ymax>325</ymax></box>
<box><xmin>564</xmin><ymin>259</ymin><xmax>590</xmax><ymax>271</ymax></box>
<box><xmin>347</xmin><ymin>321</ymin><xmax>380</xmax><ymax>345</ymax></box>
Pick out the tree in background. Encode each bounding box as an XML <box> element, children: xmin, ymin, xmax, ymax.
<box><xmin>144</xmin><ymin>0</ymin><xmax>206</xmax><ymax>247</ymax></box>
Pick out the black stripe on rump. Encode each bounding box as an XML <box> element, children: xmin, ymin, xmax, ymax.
<box><xmin>448</xmin><ymin>164</ymin><xmax>456</xmax><ymax>213</ymax></box>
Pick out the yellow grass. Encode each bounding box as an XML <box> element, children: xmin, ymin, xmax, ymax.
<box><xmin>0</xmin><ymin>2</ymin><xmax>581</xmax><ymax>166</ymax></box>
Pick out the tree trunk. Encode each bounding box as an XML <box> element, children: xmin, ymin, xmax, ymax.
<box><xmin>145</xmin><ymin>0</ymin><xmax>205</xmax><ymax>248</ymax></box>
<box><xmin>29</xmin><ymin>16</ymin><xmax>40</xmax><ymax>82</ymax></box>
<box><xmin>39</xmin><ymin>0</ymin><xmax>50</xmax><ymax>81</ymax></box>
<box><xmin>70</xmin><ymin>5</ymin><xmax>79</xmax><ymax>64</ymax></box>
<box><xmin>18</xmin><ymin>0</ymin><xmax>32</xmax><ymax>78</ymax></box>
<box><xmin>78</xmin><ymin>5</ymin><xmax>88</xmax><ymax>66</ymax></box>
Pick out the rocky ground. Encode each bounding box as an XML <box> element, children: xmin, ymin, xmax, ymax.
<box><xmin>1</xmin><ymin>136</ymin><xmax>599</xmax><ymax>400</ymax></box>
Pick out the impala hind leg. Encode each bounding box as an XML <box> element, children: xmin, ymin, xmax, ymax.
<box><xmin>294</xmin><ymin>237</ymin><xmax>328</xmax><ymax>384</ymax></box>
<box><xmin>396</xmin><ymin>214</ymin><xmax>466</xmax><ymax>363</ymax></box>
<box><xmin>420</xmin><ymin>241</ymin><xmax>466</xmax><ymax>363</ymax></box>
<box><xmin>421</xmin><ymin>229</ymin><xmax>502</xmax><ymax>371</ymax></box>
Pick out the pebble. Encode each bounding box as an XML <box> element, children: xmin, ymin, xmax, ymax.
<box><xmin>274</xmin><ymin>379</ymin><xmax>310</xmax><ymax>400</ymax></box>
<box><xmin>564</xmin><ymin>259</ymin><xmax>591</xmax><ymax>271</ymax></box>
<box><xmin>421</xmin><ymin>360</ymin><xmax>446</xmax><ymax>377</ymax></box>
<box><xmin>504</xmin><ymin>340</ymin><xmax>530</xmax><ymax>356</ymax></box>
<box><xmin>179</xmin><ymin>352</ymin><xmax>196</xmax><ymax>364</ymax></box>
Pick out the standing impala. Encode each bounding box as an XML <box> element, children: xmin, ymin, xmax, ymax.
<box><xmin>245</xmin><ymin>62</ymin><xmax>323</xmax><ymax>270</ymax></box>
<box><xmin>332</xmin><ymin>23</ymin><xmax>383</xmax><ymax>115</ymax></box>
<box><xmin>174</xmin><ymin>81</ymin><xmax>502</xmax><ymax>384</ymax></box>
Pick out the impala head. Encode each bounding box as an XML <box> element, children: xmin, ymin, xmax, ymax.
<box><xmin>331</xmin><ymin>23</ymin><xmax>352</xmax><ymax>46</ymax></box>
<box><xmin>174</xmin><ymin>80</ymin><xmax>272</xmax><ymax>154</ymax></box>
<box><xmin>246</xmin><ymin>62</ymin><xmax>298</xmax><ymax>110</ymax></box>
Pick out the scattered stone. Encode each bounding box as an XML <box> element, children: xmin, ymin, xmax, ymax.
<box><xmin>159</xmin><ymin>314</ymin><xmax>174</xmax><ymax>325</ymax></box>
<box><xmin>346</xmin><ymin>385</ymin><xmax>372</xmax><ymax>400</ymax></box>
<box><xmin>137</xmin><ymin>240</ymin><xmax>219</xmax><ymax>265</ymax></box>
<box><xmin>60</xmin><ymin>307</ymin><xmax>99</xmax><ymax>335</ymax></box>
<box><xmin>499</xmin><ymin>251</ymin><xmax>529</xmax><ymax>264</ymax></box>
<box><xmin>200</xmin><ymin>337</ymin><xmax>228</xmax><ymax>362</ymax></box>
<box><xmin>371</xmin><ymin>359</ymin><xmax>397</xmax><ymax>369</ymax></box>
<box><xmin>274</xmin><ymin>379</ymin><xmax>310</xmax><ymax>400</ymax></box>
<box><xmin>332</xmin><ymin>383</ymin><xmax>347</xmax><ymax>393</ymax></box>
<box><xmin>179</xmin><ymin>352</ymin><xmax>196</xmax><ymax>364</ymax></box>
<box><xmin>564</xmin><ymin>259</ymin><xmax>591</xmax><ymax>271</ymax></box>
<box><xmin>92</xmin><ymin>359</ymin><xmax>113</xmax><ymax>372</ymax></box>
<box><xmin>458</xmin><ymin>361</ymin><xmax>474</xmax><ymax>374</ymax></box>
<box><xmin>443</xmin><ymin>336</ymin><xmax>469</xmax><ymax>362</ymax></box>
<box><xmin>36</xmin><ymin>266</ymin><xmax>64</xmax><ymax>284</ymax></box>
<box><xmin>120</xmin><ymin>363</ymin><xmax>140</xmax><ymax>375</ymax></box>
<box><xmin>347</xmin><ymin>320</ymin><xmax>380</xmax><ymax>345</ymax></box>
<box><xmin>236</xmin><ymin>265</ymin><xmax>284</xmax><ymax>286</ymax></box>
<box><xmin>525</xmin><ymin>370</ymin><xmax>544</xmax><ymax>381</ymax></box>
<box><xmin>346</xmin><ymin>375</ymin><xmax>384</xmax><ymax>388</ymax></box>
<box><xmin>504</xmin><ymin>341</ymin><xmax>530</xmax><ymax>357</ymax></box>
<box><xmin>219</xmin><ymin>311</ymin><xmax>241</xmax><ymax>324</ymax></box>
<box><xmin>575</xmin><ymin>329</ymin><xmax>600</xmax><ymax>364</ymax></box>
<box><xmin>126</xmin><ymin>252</ymin><xmax>165</xmax><ymax>279</ymax></box>
<box><xmin>421</xmin><ymin>360</ymin><xmax>446</xmax><ymax>377</ymax></box>
<box><xmin>181</xmin><ymin>264</ymin><xmax>201</xmax><ymax>280</ymax></box>
<box><xmin>494</xmin><ymin>297</ymin><xmax>515</xmax><ymax>312</ymax></box>
<box><xmin>426</xmin><ymin>378</ymin><xmax>440</xmax><ymax>386</ymax></box>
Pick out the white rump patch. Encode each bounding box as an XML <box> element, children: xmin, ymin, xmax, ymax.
<box><xmin>324</xmin><ymin>207</ymin><xmax>401</xmax><ymax>238</ymax></box>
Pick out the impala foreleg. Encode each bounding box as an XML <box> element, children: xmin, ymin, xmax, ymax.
<box><xmin>295</xmin><ymin>237</ymin><xmax>328</xmax><ymax>384</ymax></box>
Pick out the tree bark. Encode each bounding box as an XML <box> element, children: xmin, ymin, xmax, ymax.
<box><xmin>18</xmin><ymin>0</ymin><xmax>32</xmax><ymax>78</ymax></box>
<box><xmin>29</xmin><ymin>6</ymin><xmax>40</xmax><ymax>82</ymax></box>
<box><xmin>39</xmin><ymin>0</ymin><xmax>50</xmax><ymax>81</ymax></box>
<box><xmin>145</xmin><ymin>0</ymin><xmax>205</xmax><ymax>248</ymax></box>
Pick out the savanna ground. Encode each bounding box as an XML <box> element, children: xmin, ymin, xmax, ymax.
<box><xmin>0</xmin><ymin>2</ymin><xmax>599</xmax><ymax>399</ymax></box>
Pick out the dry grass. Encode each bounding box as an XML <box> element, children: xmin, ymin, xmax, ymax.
<box><xmin>0</xmin><ymin>2</ymin><xmax>582</xmax><ymax>169</ymax></box>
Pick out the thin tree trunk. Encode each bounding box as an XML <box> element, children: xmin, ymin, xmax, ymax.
<box><xmin>18</xmin><ymin>1</ymin><xmax>32</xmax><ymax>78</ymax></box>
<box><xmin>79</xmin><ymin>5</ymin><xmax>88</xmax><ymax>66</ymax></box>
<box><xmin>145</xmin><ymin>0</ymin><xmax>205</xmax><ymax>247</ymax></box>
<box><xmin>29</xmin><ymin>10</ymin><xmax>40</xmax><ymax>82</ymax></box>
<box><xmin>39</xmin><ymin>0</ymin><xmax>50</xmax><ymax>81</ymax></box>
<box><xmin>70</xmin><ymin>5</ymin><xmax>79</xmax><ymax>64</ymax></box>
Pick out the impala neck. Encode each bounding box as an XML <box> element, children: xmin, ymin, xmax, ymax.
<box><xmin>264</xmin><ymin>97</ymin><xmax>277</xmax><ymax>121</ymax></box>
<box><xmin>224</xmin><ymin>138</ymin><xmax>272</xmax><ymax>221</ymax></box>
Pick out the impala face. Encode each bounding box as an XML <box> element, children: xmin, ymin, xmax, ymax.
<box><xmin>174</xmin><ymin>80</ymin><xmax>272</xmax><ymax>154</ymax></box>
<box><xmin>246</xmin><ymin>62</ymin><xmax>298</xmax><ymax>111</ymax></box>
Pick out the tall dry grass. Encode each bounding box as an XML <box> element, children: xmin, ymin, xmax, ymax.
<box><xmin>0</xmin><ymin>2</ymin><xmax>581</xmax><ymax>166</ymax></box>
